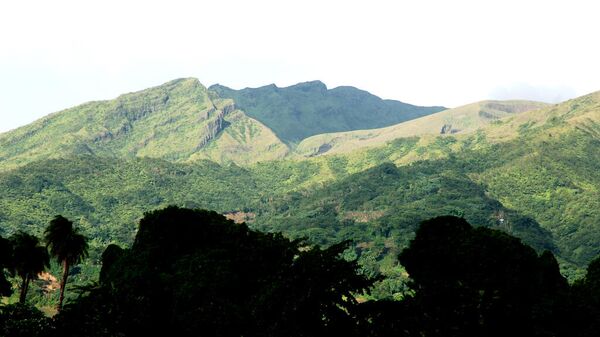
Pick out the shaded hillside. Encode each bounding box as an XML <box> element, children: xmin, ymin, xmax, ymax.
<box><xmin>0</xmin><ymin>78</ymin><xmax>288</xmax><ymax>169</ymax></box>
<box><xmin>296</xmin><ymin>100</ymin><xmax>549</xmax><ymax>156</ymax></box>
<box><xmin>209</xmin><ymin>81</ymin><xmax>446</xmax><ymax>145</ymax></box>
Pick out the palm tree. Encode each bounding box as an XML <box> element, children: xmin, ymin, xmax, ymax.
<box><xmin>10</xmin><ymin>231</ymin><xmax>50</xmax><ymax>303</ymax></box>
<box><xmin>44</xmin><ymin>215</ymin><xmax>88</xmax><ymax>310</ymax></box>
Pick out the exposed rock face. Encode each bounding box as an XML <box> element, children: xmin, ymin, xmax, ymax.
<box><xmin>114</xmin><ymin>93</ymin><xmax>171</xmax><ymax>123</ymax></box>
<box><xmin>440</xmin><ymin>124</ymin><xmax>460</xmax><ymax>134</ymax></box>
<box><xmin>93</xmin><ymin>122</ymin><xmax>132</xmax><ymax>143</ymax></box>
<box><xmin>440</xmin><ymin>124</ymin><xmax>453</xmax><ymax>134</ymax></box>
<box><xmin>197</xmin><ymin>102</ymin><xmax>235</xmax><ymax>149</ymax></box>
<box><xmin>307</xmin><ymin>143</ymin><xmax>333</xmax><ymax>157</ymax></box>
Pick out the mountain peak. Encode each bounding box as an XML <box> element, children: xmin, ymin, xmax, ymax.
<box><xmin>288</xmin><ymin>80</ymin><xmax>328</xmax><ymax>92</ymax></box>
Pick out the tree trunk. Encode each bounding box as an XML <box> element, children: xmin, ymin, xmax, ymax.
<box><xmin>58</xmin><ymin>260</ymin><xmax>70</xmax><ymax>311</ymax></box>
<box><xmin>19</xmin><ymin>275</ymin><xmax>29</xmax><ymax>303</ymax></box>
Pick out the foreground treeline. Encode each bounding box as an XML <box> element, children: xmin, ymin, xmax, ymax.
<box><xmin>1</xmin><ymin>207</ymin><xmax>600</xmax><ymax>337</ymax></box>
<box><xmin>0</xmin><ymin>215</ymin><xmax>88</xmax><ymax>309</ymax></box>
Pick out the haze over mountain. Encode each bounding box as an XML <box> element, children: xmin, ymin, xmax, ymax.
<box><xmin>209</xmin><ymin>81</ymin><xmax>446</xmax><ymax>145</ymax></box>
<box><xmin>296</xmin><ymin>100</ymin><xmax>550</xmax><ymax>156</ymax></box>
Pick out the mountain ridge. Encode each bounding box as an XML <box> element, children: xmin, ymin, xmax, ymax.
<box><xmin>295</xmin><ymin>99</ymin><xmax>551</xmax><ymax>157</ymax></box>
<box><xmin>0</xmin><ymin>78</ymin><xmax>447</xmax><ymax>170</ymax></box>
<box><xmin>0</xmin><ymin>78</ymin><xmax>292</xmax><ymax>169</ymax></box>
<box><xmin>209</xmin><ymin>81</ymin><xmax>446</xmax><ymax>145</ymax></box>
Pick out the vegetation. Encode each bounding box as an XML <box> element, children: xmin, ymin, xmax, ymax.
<box><xmin>0</xmin><ymin>79</ymin><xmax>599</xmax><ymax>313</ymax></box>
<box><xmin>296</xmin><ymin>100</ymin><xmax>548</xmax><ymax>156</ymax></box>
<box><xmin>44</xmin><ymin>216</ymin><xmax>88</xmax><ymax>311</ymax></box>
<box><xmin>9</xmin><ymin>232</ymin><xmax>49</xmax><ymax>303</ymax></box>
<box><xmin>1</xmin><ymin>208</ymin><xmax>599</xmax><ymax>336</ymax></box>
<box><xmin>210</xmin><ymin>81</ymin><xmax>446</xmax><ymax>144</ymax></box>
<box><xmin>50</xmin><ymin>207</ymin><xmax>372</xmax><ymax>337</ymax></box>
<box><xmin>0</xmin><ymin>91</ymin><xmax>599</xmax><ymax>296</ymax></box>
<box><xmin>0</xmin><ymin>78</ymin><xmax>444</xmax><ymax>169</ymax></box>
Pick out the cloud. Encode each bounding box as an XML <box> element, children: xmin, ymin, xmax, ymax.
<box><xmin>489</xmin><ymin>83</ymin><xmax>577</xmax><ymax>103</ymax></box>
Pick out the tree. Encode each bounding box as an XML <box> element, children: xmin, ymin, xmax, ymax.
<box><xmin>570</xmin><ymin>255</ymin><xmax>600</xmax><ymax>337</ymax></box>
<box><xmin>9</xmin><ymin>232</ymin><xmax>49</xmax><ymax>303</ymax></box>
<box><xmin>0</xmin><ymin>236</ymin><xmax>13</xmax><ymax>297</ymax></box>
<box><xmin>44</xmin><ymin>215</ymin><xmax>88</xmax><ymax>311</ymax></box>
<box><xmin>54</xmin><ymin>206</ymin><xmax>373</xmax><ymax>337</ymax></box>
<box><xmin>397</xmin><ymin>216</ymin><xmax>568</xmax><ymax>337</ymax></box>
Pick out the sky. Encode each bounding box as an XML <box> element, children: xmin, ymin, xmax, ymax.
<box><xmin>1</xmin><ymin>0</ymin><xmax>600</xmax><ymax>132</ymax></box>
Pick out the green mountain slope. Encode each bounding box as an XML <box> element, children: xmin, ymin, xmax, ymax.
<box><xmin>0</xmin><ymin>78</ymin><xmax>288</xmax><ymax>169</ymax></box>
<box><xmin>296</xmin><ymin>100</ymin><xmax>549</xmax><ymax>156</ymax></box>
<box><xmin>1</xmin><ymin>79</ymin><xmax>600</xmax><ymax>300</ymax></box>
<box><xmin>209</xmin><ymin>81</ymin><xmax>446</xmax><ymax>145</ymax></box>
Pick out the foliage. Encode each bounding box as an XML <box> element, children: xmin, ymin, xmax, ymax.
<box><xmin>0</xmin><ymin>236</ymin><xmax>12</xmax><ymax>297</ymax></box>
<box><xmin>210</xmin><ymin>81</ymin><xmax>445</xmax><ymax>144</ymax></box>
<box><xmin>44</xmin><ymin>215</ymin><xmax>88</xmax><ymax>310</ymax></box>
<box><xmin>0</xmin><ymin>212</ymin><xmax>598</xmax><ymax>336</ymax></box>
<box><xmin>0</xmin><ymin>81</ymin><xmax>599</xmax><ymax>306</ymax></box>
<box><xmin>9</xmin><ymin>232</ymin><xmax>50</xmax><ymax>303</ymax></box>
<box><xmin>397</xmin><ymin>216</ymin><xmax>570</xmax><ymax>336</ymax></box>
<box><xmin>53</xmin><ymin>206</ymin><xmax>372</xmax><ymax>337</ymax></box>
<box><xmin>0</xmin><ymin>303</ymin><xmax>53</xmax><ymax>337</ymax></box>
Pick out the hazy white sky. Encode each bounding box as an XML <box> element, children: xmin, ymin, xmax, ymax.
<box><xmin>1</xmin><ymin>0</ymin><xmax>600</xmax><ymax>132</ymax></box>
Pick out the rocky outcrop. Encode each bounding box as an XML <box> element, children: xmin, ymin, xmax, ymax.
<box><xmin>307</xmin><ymin>143</ymin><xmax>333</xmax><ymax>157</ymax></box>
<box><xmin>114</xmin><ymin>93</ymin><xmax>170</xmax><ymax>123</ymax></box>
<box><xmin>196</xmin><ymin>102</ymin><xmax>235</xmax><ymax>149</ymax></box>
<box><xmin>440</xmin><ymin>124</ymin><xmax>453</xmax><ymax>134</ymax></box>
<box><xmin>440</xmin><ymin>124</ymin><xmax>460</xmax><ymax>134</ymax></box>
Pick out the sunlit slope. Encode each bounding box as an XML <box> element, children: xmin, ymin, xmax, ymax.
<box><xmin>296</xmin><ymin>100</ymin><xmax>549</xmax><ymax>156</ymax></box>
<box><xmin>188</xmin><ymin>109</ymin><xmax>289</xmax><ymax>165</ymax></box>
<box><xmin>471</xmin><ymin>91</ymin><xmax>600</xmax><ymax>264</ymax></box>
<box><xmin>259</xmin><ymin>91</ymin><xmax>600</xmax><ymax>269</ymax></box>
<box><xmin>0</xmin><ymin>78</ymin><xmax>288</xmax><ymax>169</ymax></box>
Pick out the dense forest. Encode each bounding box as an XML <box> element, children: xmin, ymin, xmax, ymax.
<box><xmin>1</xmin><ymin>207</ymin><xmax>600</xmax><ymax>337</ymax></box>
<box><xmin>0</xmin><ymin>79</ymin><xmax>599</xmax><ymax>335</ymax></box>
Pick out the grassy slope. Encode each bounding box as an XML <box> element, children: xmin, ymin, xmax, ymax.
<box><xmin>188</xmin><ymin>109</ymin><xmax>289</xmax><ymax>165</ymax></box>
<box><xmin>0</xmin><ymin>78</ymin><xmax>289</xmax><ymax>170</ymax></box>
<box><xmin>296</xmin><ymin>100</ymin><xmax>550</xmax><ymax>156</ymax></box>
<box><xmin>209</xmin><ymin>81</ymin><xmax>446</xmax><ymax>145</ymax></box>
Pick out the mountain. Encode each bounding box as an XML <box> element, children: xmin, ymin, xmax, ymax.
<box><xmin>296</xmin><ymin>100</ymin><xmax>549</xmax><ymax>157</ymax></box>
<box><xmin>0</xmin><ymin>78</ymin><xmax>288</xmax><ymax>169</ymax></box>
<box><xmin>0</xmin><ymin>79</ymin><xmax>446</xmax><ymax>170</ymax></box>
<box><xmin>209</xmin><ymin>81</ymin><xmax>446</xmax><ymax>145</ymax></box>
<box><xmin>1</xmin><ymin>78</ymin><xmax>600</xmax><ymax>300</ymax></box>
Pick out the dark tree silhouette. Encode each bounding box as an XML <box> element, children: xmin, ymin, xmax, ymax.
<box><xmin>9</xmin><ymin>232</ymin><xmax>49</xmax><ymax>303</ymax></box>
<box><xmin>54</xmin><ymin>206</ymin><xmax>372</xmax><ymax>337</ymax></box>
<box><xmin>397</xmin><ymin>216</ymin><xmax>569</xmax><ymax>337</ymax></box>
<box><xmin>0</xmin><ymin>236</ymin><xmax>13</xmax><ymax>297</ymax></box>
<box><xmin>0</xmin><ymin>303</ymin><xmax>53</xmax><ymax>337</ymax></box>
<box><xmin>570</xmin><ymin>255</ymin><xmax>600</xmax><ymax>337</ymax></box>
<box><xmin>44</xmin><ymin>215</ymin><xmax>88</xmax><ymax>311</ymax></box>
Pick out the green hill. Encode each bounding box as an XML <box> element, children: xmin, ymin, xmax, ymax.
<box><xmin>0</xmin><ymin>78</ymin><xmax>288</xmax><ymax>169</ymax></box>
<box><xmin>0</xmin><ymin>78</ymin><xmax>446</xmax><ymax>170</ymax></box>
<box><xmin>296</xmin><ymin>100</ymin><xmax>549</xmax><ymax>157</ymax></box>
<box><xmin>209</xmin><ymin>81</ymin><xmax>446</xmax><ymax>145</ymax></box>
